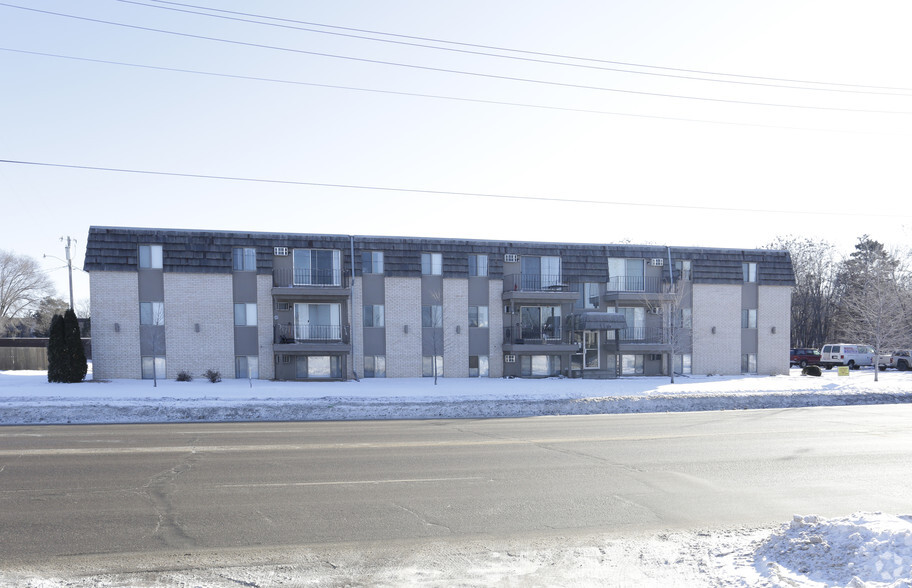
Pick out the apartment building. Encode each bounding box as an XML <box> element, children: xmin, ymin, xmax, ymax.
<box><xmin>84</xmin><ymin>227</ymin><xmax>795</xmax><ymax>381</ymax></box>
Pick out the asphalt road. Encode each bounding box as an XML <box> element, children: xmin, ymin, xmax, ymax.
<box><xmin>1</xmin><ymin>404</ymin><xmax>911</xmax><ymax>570</ymax></box>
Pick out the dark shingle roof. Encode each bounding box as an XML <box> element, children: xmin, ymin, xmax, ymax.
<box><xmin>84</xmin><ymin>226</ymin><xmax>796</xmax><ymax>286</ymax></box>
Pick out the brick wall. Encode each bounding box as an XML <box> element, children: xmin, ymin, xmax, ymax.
<box><xmin>692</xmin><ymin>283</ymin><xmax>742</xmax><ymax>375</ymax></box>
<box><xmin>488</xmin><ymin>280</ymin><xmax>504</xmax><ymax>377</ymax></box>
<box><xmin>90</xmin><ymin>271</ymin><xmax>140</xmax><ymax>379</ymax></box>
<box><xmin>758</xmin><ymin>285</ymin><xmax>791</xmax><ymax>375</ymax></box>
<box><xmin>385</xmin><ymin>277</ymin><xmax>422</xmax><ymax>377</ymax></box>
<box><xmin>443</xmin><ymin>278</ymin><xmax>469</xmax><ymax>377</ymax></box>
<box><xmin>164</xmin><ymin>273</ymin><xmax>234</xmax><ymax>379</ymax></box>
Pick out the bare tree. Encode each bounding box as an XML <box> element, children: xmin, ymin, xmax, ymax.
<box><xmin>836</xmin><ymin>238</ymin><xmax>908</xmax><ymax>382</ymax></box>
<box><xmin>0</xmin><ymin>250</ymin><xmax>54</xmax><ymax>332</ymax></box>
<box><xmin>645</xmin><ymin>280</ymin><xmax>690</xmax><ymax>383</ymax></box>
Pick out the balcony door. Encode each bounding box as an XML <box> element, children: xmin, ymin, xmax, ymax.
<box><xmin>293</xmin><ymin>249</ymin><xmax>341</xmax><ymax>286</ymax></box>
<box><xmin>294</xmin><ymin>303</ymin><xmax>341</xmax><ymax>340</ymax></box>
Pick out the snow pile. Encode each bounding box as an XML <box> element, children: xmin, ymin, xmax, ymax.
<box><xmin>755</xmin><ymin>513</ymin><xmax>912</xmax><ymax>587</ymax></box>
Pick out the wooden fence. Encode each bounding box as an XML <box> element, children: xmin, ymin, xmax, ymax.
<box><xmin>0</xmin><ymin>339</ymin><xmax>92</xmax><ymax>371</ymax></box>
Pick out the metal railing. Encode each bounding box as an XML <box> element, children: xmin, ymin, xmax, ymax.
<box><xmin>503</xmin><ymin>274</ymin><xmax>567</xmax><ymax>292</ymax></box>
<box><xmin>605</xmin><ymin>276</ymin><xmax>665</xmax><ymax>293</ymax></box>
<box><xmin>274</xmin><ymin>324</ymin><xmax>347</xmax><ymax>344</ymax></box>
<box><xmin>609</xmin><ymin>327</ymin><xmax>665</xmax><ymax>344</ymax></box>
<box><xmin>503</xmin><ymin>326</ymin><xmax>566</xmax><ymax>345</ymax></box>
<box><xmin>273</xmin><ymin>268</ymin><xmax>345</xmax><ymax>288</ymax></box>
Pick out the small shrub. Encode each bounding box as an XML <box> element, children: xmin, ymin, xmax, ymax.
<box><xmin>176</xmin><ymin>371</ymin><xmax>193</xmax><ymax>382</ymax></box>
<box><xmin>204</xmin><ymin>369</ymin><xmax>221</xmax><ymax>383</ymax></box>
<box><xmin>802</xmin><ymin>365</ymin><xmax>822</xmax><ymax>377</ymax></box>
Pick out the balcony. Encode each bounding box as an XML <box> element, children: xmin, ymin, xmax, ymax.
<box><xmin>502</xmin><ymin>326</ymin><xmax>577</xmax><ymax>353</ymax></box>
<box><xmin>273</xmin><ymin>268</ymin><xmax>349</xmax><ymax>299</ymax></box>
<box><xmin>274</xmin><ymin>324</ymin><xmax>350</xmax><ymax>352</ymax></box>
<box><xmin>502</xmin><ymin>274</ymin><xmax>578</xmax><ymax>303</ymax></box>
<box><xmin>604</xmin><ymin>276</ymin><xmax>677</xmax><ymax>303</ymax></box>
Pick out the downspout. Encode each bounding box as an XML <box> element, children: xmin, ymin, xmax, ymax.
<box><xmin>350</xmin><ymin>235</ymin><xmax>359</xmax><ymax>381</ymax></box>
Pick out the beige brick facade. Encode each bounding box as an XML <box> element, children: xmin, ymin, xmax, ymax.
<box><xmin>692</xmin><ymin>284</ymin><xmax>742</xmax><ymax>375</ymax></box>
<box><xmin>350</xmin><ymin>276</ymin><xmax>363</xmax><ymax>379</ymax></box>
<box><xmin>758</xmin><ymin>286</ymin><xmax>791</xmax><ymax>375</ymax></box>
<box><xmin>488</xmin><ymin>281</ymin><xmax>504</xmax><ymax>377</ymax></box>
<box><xmin>256</xmin><ymin>274</ymin><xmax>275</xmax><ymax>380</ymax></box>
<box><xmin>163</xmin><ymin>273</ymin><xmax>235</xmax><ymax>379</ymax></box>
<box><xmin>90</xmin><ymin>271</ymin><xmax>141</xmax><ymax>379</ymax></box>
<box><xmin>385</xmin><ymin>277</ymin><xmax>422</xmax><ymax>378</ymax></box>
<box><xmin>443</xmin><ymin>278</ymin><xmax>469</xmax><ymax>377</ymax></box>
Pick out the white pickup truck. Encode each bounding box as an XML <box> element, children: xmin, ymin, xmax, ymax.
<box><xmin>819</xmin><ymin>344</ymin><xmax>875</xmax><ymax>370</ymax></box>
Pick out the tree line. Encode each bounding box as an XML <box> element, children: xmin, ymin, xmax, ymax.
<box><xmin>768</xmin><ymin>235</ymin><xmax>912</xmax><ymax>352</ymax></box>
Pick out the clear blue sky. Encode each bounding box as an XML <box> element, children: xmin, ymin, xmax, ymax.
<box><xmin>2</xmin><ymin>0</ymin><xmax>912</xmax><ymax>306</ymax></box>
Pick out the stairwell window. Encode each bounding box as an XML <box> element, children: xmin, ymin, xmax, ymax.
<box><xmin>469</xmin><ymin>355</ymin><xmax>489</xmax><ymax>377</ymax></box>
<box><xmin>232</xmin><ymin>248</ymin><xmax>256</xmax><ymax>271</ymax></box>
<box><xmin>364</xmin><ymin>355</ymin><xmax>386</xmax><ymax>378</ymax></box>
<box><xmin>138</xmin><ymin>245</ymin><xmax>163</xmax><ymax>269</ymax></box>
<box><xmin>234</xmin><ymin>303</ymin><xmax>257</xmax><ymax>326</ymax></box>
<box><xmin>468</xmin><ymin>254</ymin><xmax>488</xmax><ymax>277</ymax></box>
<box><xmin>742</xmin><ymin>353</ymin><xmax>758</xmax><ymax>374</ymax></box>
<box><xmin>362</xmin><ymin>251</ymin><xmax>384</xmax><ymax>274</ymax></box>
<box><xmin>743</xmin><ymin>262</ymin><xmax>757</xmax><ymax>282</ymax></box>
<box><xmin>468</xmin><ymin>306</ymin><xmax>488</xmax><ymax>328</ymax></box>
<box><xmin>364</xmin><ymin>305</ymin><xmax>384</xmax><ymax>328</ymax></box>
<box><xmin>422</xmin><ymin>305</ymin><xmax>443</xmax><ymax>328</ymax></box>
<box><xmin>236</xmin><ymin>355</ymin><xmax>259</xmax><ymax>379</ymax></box>
<box><xmin>742</xmin><ymin>308</ymin><xmax>757</xmax><ymax>329</ymax></box>
<box><xmin>140</xmin><ymin>302</ymin><xmax>164</xmax><ymax>325</ymax></box>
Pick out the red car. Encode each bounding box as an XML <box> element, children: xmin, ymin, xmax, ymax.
<box><xmin>790</xmin><ymin>348</ymin><xmax>821</xmax><ymax>368</ymax></box>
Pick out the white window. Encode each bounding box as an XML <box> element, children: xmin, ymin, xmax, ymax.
<box><xmin>469</xmin><ymin>355</ymin><xmax>489</xmax><ymax>377</ymax></box>
<box><xmin>673</xmin><ymin>353</ymin><xmax>692</xmax><ymax>375</ymax></box>
<box><xmin>608</xmin><ymin>258</ymin><xmax>645</xmax><ymax>292</ymax></box>
<box><xmin>364</xmin><ymin>355</ymin><xmax>386</xmax><ymax>378</ymax></box>
<box><xmin>141</xmin><ymin>356</ymin><xmax>166</xmax><ymax>379</ymax></box>
<box><xmin>234</xmin><ymin>303</ymin><xmax>257</xmax><ymax>326</ymax></box>
<box><xmin>232</xmin><ymin>248</ymin><xmax>256</xmax><ymax>271</ymax></box>
<box><xmin>422</xmin><ymin>355</ymin><xmax>443</xmax><ymax>377</ymax></box>
<box><xmin>140</xmin><ymin>302</ymin><xmax>165</xmax><ymax>325</ymax></box>
<box><xmin>362</xmin><ymin>251</ymin><xmax>384</xmax><ymax>274</ymax></box>
<box><xmin>364</xmin><ymin>305</ymin><xmax>384</xmax><ymax>328</ymax></box>
<box><xmin>469</xmin><ymin>255</ymin><xmax>488</xmax><ymax>277</ymax></box>
<box><xmin>742</xmin><ymin>308</ymin><xmax>757</xmax><ymax>329</ymax></box>
<box><xmin>675</xmin><ymin>260</ymin><xmax>692</xmax><ymax>281</ymax></box>
<box><xmin>139</xmin><ymin>245</ymin><xmax>163</xmax><ymax>269</ymax></box>
<box><xmin>294</xmin><ymin>303</ymin><xmax>341</xmax><ymax>340</ymax></box>
<box><xmin>236</xmin><ymin>355</ymin><xmax>259</xmax><ymax>379</ymax></box>
<box><xmin>622</xmin><ymin>354</ymin><xmax>644</xmax><ymax>375</ymax></box>
<box><xmin>583</xmin><ymin>330</ymin><xmax>599</xmax><ymax>369</ymax></box>
<box><xmin>296</xmin><ymin>355</ymin><xmax>342</xmax><ymax>378</ymax></box>
<box><xmin>469</xmin><ymin>306</ymin><xmax>488</xmax><ymax>328</ymax></box>
<box><xmin>742</xmin><ymin>353</ymin><xmax>758</xmax><ymax>374</ymax></box>
<box><xmin>677</xmin><ymin>308</ymin><xmax>693</xmax><ymax>329</ymax></box>
<box><xmin>580</xmin><ymin>283</ymin><xmax>600</xmax><ymax>309</ymax></box>
<box><xmin>615</xmin><ymin>306</ymin><xmax>645</xmax><ymax>340</ymax></box>
<box><xmin>293</xmin><ymin>249</ymin><xmax>341</xmax><ymax>286</ymax></box>
<box><xmin>743</xmin><ymin>262</ymin><xmax>757</xmax><ymax>283</ymax></box>
<box><xmin>422</xmin><ymin>253</ymin><xmax>442</xmax><ymax>275</ymax></box>
<box><xmin>422</xmin><ymin>305</ymin><xmax>443</xmax><ymax>328</ymax></box>
<box><xmin>520</xmin><ymin>355</ymin><xmax>560</xmax><ymax>376</ymax></box>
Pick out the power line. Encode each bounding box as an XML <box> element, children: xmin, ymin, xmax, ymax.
<box><xmin>2</xmin><ymin>2</ymin><xmax>909</xmax><ymax>115</ymax></box>
<box><xmin>5</xmin><ymin>47</ymin><xmax>898</xmax><ymax>136</ymax></box>
<box><xmin>115</xmin><ymin>0</ymin><xmax>912</xmax><ymax>98</ymax></box>
<box><xmin>144</xmin><ymin>0</ymin><xmax>912</xmax><ymax>93</ymax></box>
<box><xmin>2</xmin><ymin>158</ymin><xmax>910</xmax><ymax>220</ymax></box>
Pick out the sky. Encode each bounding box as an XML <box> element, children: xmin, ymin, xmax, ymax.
<box><xmin>3</xmin><ymin>0</ymin><xmax>912</xmax><ymax>307</ymax></box>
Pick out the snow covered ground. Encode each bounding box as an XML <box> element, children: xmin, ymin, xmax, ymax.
<box><xmin>3</xmin><ymin>366</ymin><xmax>912</xmax><ymax>586</ymax></box>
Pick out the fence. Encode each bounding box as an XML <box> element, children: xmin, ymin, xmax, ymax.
<box><xmin>0</xmin><ymin>338</ymin><xmax>92</xmax><ymax>370</ymax></box>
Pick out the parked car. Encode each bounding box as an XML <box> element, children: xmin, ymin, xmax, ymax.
<box><xmin>877</xmin><ymin>352</ymin><xmax>894</xmax><ymax>370</ymax></box>
<box><xmin>789</xmin><ymin>348</ymin><xmax>820</xmax><ymax>368</ymax></box>
<box><xmin>891</xmin><ymin>350</ymin><xmax>912</xmax><ymax>371</ymax></box>
<box><xmin>819</xmin><ymin>344</ymin><xmax>875</xmax><ymax>370</ymax></box>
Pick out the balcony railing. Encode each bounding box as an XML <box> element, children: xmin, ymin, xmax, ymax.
<box><xmin>503</xmin><ymin>326</ymin><xmax>567</xmax><ymax>345</ymax></box>
<box><xmin>609</xmin><ymin>327</ymin><xmax>666</xmax><ymax>344</ymax></box>
<box><xmin>606</xmin><ymin>276</ymin><xmax>665</xmax><ymax>294</ymax></box>
<box><xmin>275</xmin><ymin>324</ymin><xmax>347</xmax><ymax>344</ymax></box>
<box><xmin>273</xmin><ymin>268</ymin><xmax>346</xmax><ymax>288</ymax></box>
<box><xmin>503</xmin><ymin>274</ymin><xmax>568</xmax><ymax>293</ymax></box>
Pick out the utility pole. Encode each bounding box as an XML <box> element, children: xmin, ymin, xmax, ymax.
<box><xmin>62</xmin><ymin>236</ymin><xmax>74</xmax><ymax>311</ymax></box>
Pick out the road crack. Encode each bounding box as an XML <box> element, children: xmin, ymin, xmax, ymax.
<box><xmin>140</xmin><ymin>442</ymin><xmax>201</xmax><ymax>548</ymax></box>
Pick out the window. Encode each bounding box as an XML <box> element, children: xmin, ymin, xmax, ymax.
<box><xmin>520</xmin><ymin>306</ymin><xmax>561</xmax><ymax>340</ymax></box>
<box><xmin>468</xmin><ymin>254</ymin><xmax>488</xmax><ymax>277</ymax></box>
<box><xmin>673</xmin><ymin>353</ymin><xmax>692</xmax><ymax>375</ymax></box>
<box><xmin>293</xmin><ymin>249</ymin><xmax>341</xmax><ymax>286</ymax></box>
<box><xmin>675</xmin><ymin>260</ymin><xmax>692</xmax><ymax>281</ymax></box>
<box><xmin>232</xmin><ymin>248</ymin><xmax>256</xmax><ymax>271</ymax></box>
<box><xmin>520</xmin><ymin>355</ymin><xmax>560</xmax><ymax>376</ymax></box>
<box><xmin>236</xmin><ymin>355</ymin><xmax>259</xmax><ymax>379</ymax></box>
<box><xmin>743</xmin><ymin>262</ymin><xmax>757</xmax><ymax>283</ymax></box>
<box><xmin>521</xmin><ymin>256</ymin><xmax>561</xmax><ymax>289</ymax></box>
<box><xmin>364</xmin><ymin>305</ymin><xmax>384</xmax><ymax>328</ymax></box>
<box><xmin>468</xmin><ymin>306</ymin><xmax>488</xmax><ymax>328</ymax></box>
<box><xmin>742</xmin><ymin>353</ymin><xmax>757</xmax><ymax>374</ymax></box>
<box><xmin>615</xmin><ymin>306</ymin><xmax>645</xmax><ymax>340</ymax></box>
<box><xmin>608</xmin><ymin>258</ymin><xmax>645</xmax><ymax>291</ymax></box>
<box><xmin>422</xmin><ymin>253</ymin><xmax>442</xmax><ymax>275</ymax></box>
<box><xmin>422</xmin><ymin>355</ymin><xmax>443</xmax><ymax>377</ymax></box>
<box><xmin>583</xmin><ymin>330</ymin><xmax>599</xmax><ymax>368</ymax></box>
<box><xmin>742</xmin><ymin>308</ymin><xmax>757</xmax><ymax>329</ymax></box>
<box><xmin>141</xmin><ymin>356</ymin><xmax>166</xmax><ymax>379</ymax></box>
<box><xmin>139</xmin><ymin>245</ymin><xmax>163</xmax><ymax>269</ymax></box>
<box><xmin>294</xmin><ymin>303</ymin><xmax>341</xmax><ymax>340</ymax></box>
<box><xmin>140</xmin><ymin>302</ymin><xmax>164</xmax><ymax>325</ymax></box>
<box><xmin>578</xmin><ymin>283</ymin><xmax>600</xmax><ymax>309</ymax></box>
<box><xmin>469</xmin><ymin>355</ymin><xmax>489</xmax><ymax>377</ymax></box>
<box><xmin>296</xmin><ymin>355</ymin><xmax>342</xmax><ymax>379</ymax></box>
<box><xmin>422</xmin><ymin>305</ymin><xmax>443</xmax><ymax>328</ymax></box>
<box><xmin>677</xmin><ymin>308</ymin><xmax>692</xmax><ymax>329</ymax></box>
<box><xmin>234</xmin><ymin>303</ymin><xmax>257</xmax><ymax>326</ymax></box>
<box><xmin>364</xmin><ymin>355</ymin><xmax>386</xmax><ymax>378</ymax></box>
<box><xmin>362</xmin><ymin>251</ymin><xmax>384</xmax><ymax>274</ymax></box>
<box><xmin>622</xmin><ymin>354</ymin><xmax>644</xmax><ymax>375</ymax></box>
